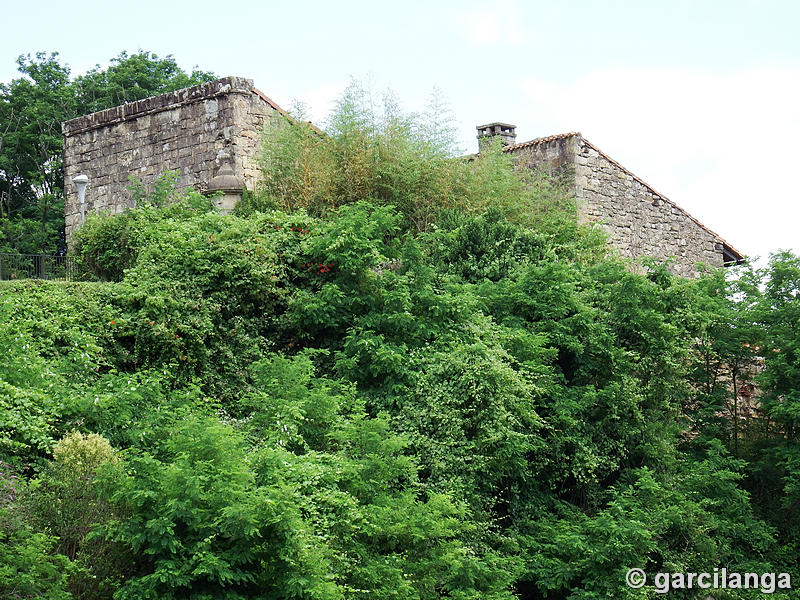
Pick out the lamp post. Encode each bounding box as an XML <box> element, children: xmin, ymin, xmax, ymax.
<box><xmin>72</xmin><ymin>174</ymin><xmax>89</xmax><ymax>224</ymax></box>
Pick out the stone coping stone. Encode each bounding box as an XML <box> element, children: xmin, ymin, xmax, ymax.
<box><xmin>62</xmin><ymin>76</ymin><xmax>254</xmax><ymax>136</ymax></box>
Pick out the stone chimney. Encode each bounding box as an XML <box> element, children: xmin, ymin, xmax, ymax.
<box><xmin>476</xmin><ymin>122</ymin><xmax>517</xmax><ymax>151</ymax></box>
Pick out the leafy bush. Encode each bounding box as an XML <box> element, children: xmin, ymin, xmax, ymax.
<box><xmin>70</xmin><ymin>171</ymin><xmax>215</xmax><ymax>281</ymax></box>
<box><xmin>3</xmin><ymin>83</ymin><xmax>799</xmax><ymax>599</ymax></box>
<box><xmin>0</xmin><ymin>524</ymin><xmax>74</xmax><ymax>600</ymax></box>
<box><xmin>22</xmin><ymin>432</ymin><xmax>128</xmax><ymax>599</ymax></box>
<box><xmin>0</xmin><ymin>280</ymin><xmax>113</xmax><ymax>466</ymax></box>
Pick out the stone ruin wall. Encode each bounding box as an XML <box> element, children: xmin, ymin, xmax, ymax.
<box><xmin>509</xmin><ymin>135</ymin><xmax>727</xmax><ymax>277</ymax></box>
<box><xmin>62</xmin><ymin>77</ymin><xmax>278</xmax><ymax>241</ymax></box>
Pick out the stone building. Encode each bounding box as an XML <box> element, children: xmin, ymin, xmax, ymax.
<box><xmin>61</xmin><ymin>76</ymin><xmax>290</xmax><ymax>240</ymax></box>
<box><xmin>62</xmin><ymin>78</ymin><xmax>743</xmax><ymax>276</ymax></box>
<box><xmin>478</xmin><ymin>123</ymin><xmax>743</xmax><ymax>276</ymax></box>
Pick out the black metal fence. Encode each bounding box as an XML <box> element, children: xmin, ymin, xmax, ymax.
<box><xmin>0</xmin><ymin>253</ymin><xmax>76</xmax><ymax>281</ymax></box>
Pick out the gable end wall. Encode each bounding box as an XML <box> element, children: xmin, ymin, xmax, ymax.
<box><xmin>506</xmin><ymin>135</ymin><xmax>726</xmax><ymax>276</ymax></box>
<box><xmin>574</xmin><ymin>138</ymin><xmax>724</xmax><ymax>276</ymax></box>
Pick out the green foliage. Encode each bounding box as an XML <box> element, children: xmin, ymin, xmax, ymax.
<box><xmin>756</xmin><ymin>252</ymin><xmax>800</xmax><ymax>432</ymax></box>
<box><xmin>426</xmin><ymin>207</ymin><xmax>551</xmax><ymax>282</ymax></box>
<box><xmin>0</xmin><ymin>53</ymin><xmax>72</xmax><ymax>254</ymax></box>
<box><xmin>97</xmin><ymin>397</ymin><xmax>514</xmax><ymax>599</ymax></box>
<box><xmin>100</xmin><ymin>415</ymin><xmax>327</xmax><ymax>600</ymax></box>
<box><xmin>395</xmin><ymin>336</ymin><xmax>544</xmax><ymax>519</ymax></box>
<box><xmin>741</xmin><ymin>252</ymin><xmax>800</xmax><ymax>548</ymax></box>
<box><xmin>3</xmin><ymin>87</ymin><xmax>799</xmax><ymax>598</ymax></box>
<box><xmin>239</xmin><ymin>354</ymin><xmax>518</xmax><ymax>599</ymax></box>
<box><xmin>0</xmin><ymin>523</ymin><xmax>74</xmax><ymax>600</ymax></box>
<box><xmin>72</xmin><ymin>51</ymin><xmax>214</xmax><ymax>114</ymax></box>
<box><xmin>51</xmin><ymin>431</ymin><xmax>117</xmax><ymax>477</ymax></box>
<box><xmin>249</xmin><ymin>80</ymin><xmax>580</xmax><ymax>236</ymax></box>
<box><xmin>21</xmin><ymin>432</ymin><xmax>128</xmax><ymax>599</ymax></box>
<box><xmin>70</xmin><ymin>171</ymin><xmax>215</xmax><ymax>281</ymax></box>
<box><xmin>519</xmin><ymin>445</ymin><xmax>779</xmax><ymax>599</ymax></box>
<box><xmin>0</xmin><ymin>280</ymin><xmax>112</xmax><ymax>466</ymax></box>
<box><xmin>470</xmin><ymin>259</ymin><xmax>688</xmax><ymax>508</ymax></box>
<box><xmin>681</xmin><ymin>266</ymin><xmax>762</xmax><ymax>456</ymax></box>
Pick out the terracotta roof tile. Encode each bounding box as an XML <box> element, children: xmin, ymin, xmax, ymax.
<box><xmin>252</xmin><ymin>87</ymin><xmax>289</xmax><ymax>118</ymax></box>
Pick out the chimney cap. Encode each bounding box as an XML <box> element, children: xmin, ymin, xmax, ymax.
<box><xmin>477</xmin><ymin>122</ymin><xmax>516</xmax><ymax>131</ymax></box>
<box><xmin>476</xmin><ymin>122</ymin><xmax>517</xmax><ymax>150</ymax></box>
<box><xmin>476</xmin><ymin>122</ymin><xmax>517</xmax><ymax>139</ymax></box>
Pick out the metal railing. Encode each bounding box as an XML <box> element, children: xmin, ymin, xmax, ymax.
<box><xmin>0</xmin><ymin>253</ymin><xmax>76</xmax><ymax>281</ymax></box>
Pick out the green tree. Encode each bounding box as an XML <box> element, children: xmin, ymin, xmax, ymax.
<box><xmin>4</xmin><ymin>87</ymin><xmax>797</xmax><ymax>599</ymax></box>
<box><xmin>248</xmin><ymin>80</ymin><xmax>577</xmax><ymax>235</ymax></box>
<box><xmin>682</xmin><ymin>266</ymin><xmax>761</xmax><ymax>455</ymax></box>
<box><xmin>23</xmin><ymin>432</ymin><xmax>129</xmax><ymax>599</ymax></box>
<box><xmin>0</xmin><ymin>460</ymin><xmax>75</xmax><ymax>599</ymax></box>
<box><xmin>0</xmin><ymin>50</ymin><xmax>214</xmax><ymax>254</ymax></box>
<box><xmin>0</xmin><ymin>53</ymin><xmax>73</xmax><ymax>254</ymax></box>
<box><xmin>72</xmin><ymin>50</ymin><xmax>214</xmax><ymax>115</ymax></box>
<box><xmin>747</xmin><ymin>252</ymin><xmax>800</xmax><ymax>550</ymax></box>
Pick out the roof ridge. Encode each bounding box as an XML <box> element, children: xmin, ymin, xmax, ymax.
<box><xmin>502</xmin><ymin>131</ymin><xmax>743</xmax><ymax>261</ymax></box>
<box><xmin>501</xmin><ymin>131</ymin><xmax>580</xmax><ymax>152</ymax></box>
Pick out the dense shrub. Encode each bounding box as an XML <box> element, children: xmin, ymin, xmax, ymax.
<box><xmin>241</xmin><ymin>81</ymin><xmax>583</xmax><ymax>238</ymax></box>
<box><xmin>2</xmin><ymin>84</ymin><xmax>798</xmax><ymax>598</ymax></box>
<box><xmin>70</xmin><ymin>171</ymin><xmax>216</xmax><ymax>281</ymax></box>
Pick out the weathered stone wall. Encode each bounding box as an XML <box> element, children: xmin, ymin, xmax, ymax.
<box><xmin>62</xmin><ymin>77</ymin><xmax>279</xmax><ymax>241</ymax></box>
<box><xmin>506</xmin><ymin>133</ymin><xmax>734</xmax><ymax>277</ymax></box>
<box><xmin>574</xmin><ymin>137</ymin><xmax>725</xmax><ymax>277</ymax></box>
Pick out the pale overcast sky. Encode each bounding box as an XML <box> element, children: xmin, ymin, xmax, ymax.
<box><xmin>2</xmin><ymin>0</ymin><xmax>798</xmax><ymax>262</ymax></box>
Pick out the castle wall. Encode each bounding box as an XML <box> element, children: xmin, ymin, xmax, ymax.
<box><xmin>62</xmin><ymin>77</ymin><xmax>278</xmax><ymax>241</ymax></box>
<box><xmin>63</xmin><ymin>81</ymin><xmax>739</xmax><ymax>276</ymax></box>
